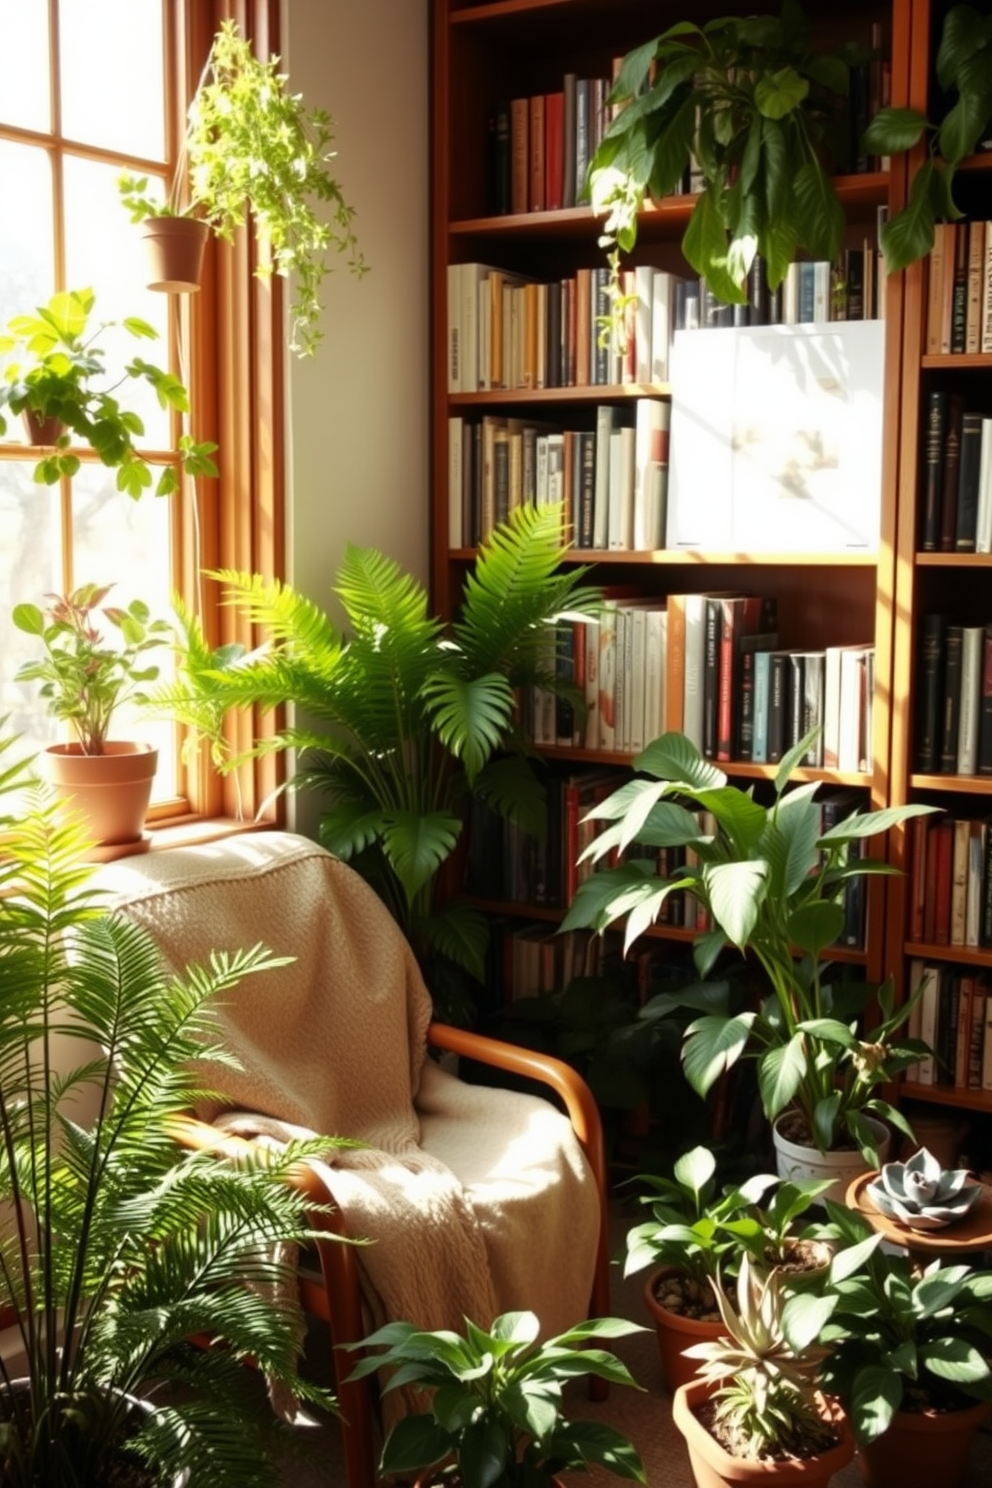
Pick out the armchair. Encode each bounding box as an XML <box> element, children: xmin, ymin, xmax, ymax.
<box><xmin>93</xmin><ymin>832</ymin><xmax>610</xmax><ymax>1488</ymax></box>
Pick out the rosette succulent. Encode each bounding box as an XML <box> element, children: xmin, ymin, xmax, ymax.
<box><xmin>866</xmin><ymin>1146</ymin><xmax>983</xmax><ymax>1231</ymax></box>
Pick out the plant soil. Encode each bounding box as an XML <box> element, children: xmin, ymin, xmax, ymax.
<box><xmin>777</xmin><ymin>1109</ymin><xmax>861</xmax><ymax>1152</ymax></box>
<box><xmin>652</xmin><ymin>1240</ymin><xmax>831</xmax><ymax>1319</ymax></box>
<box><xmin>695</xmin><ymin>1398</ymin><xmax>840</xmax><ymax>1462</ymax></box>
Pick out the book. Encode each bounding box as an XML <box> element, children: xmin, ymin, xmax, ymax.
<box><xmin>957</xmin><ymin>624</ymin><xmax>984</xmax><ymax>775</ymax></box>
<box><xmin>908</xmin><ymin>813</ymin><xmax>930</xmax><ymax>942</ymax></box>
<box><xmin>561</xmin><ymin>73</ymin><xmax>577</xmax><ymax>210</ymax></box>
<box><xmin>976</xmin><ymin>417</ymin><xmax>992</xmax><ymax>553</ymax></box>
<box><xmin>751</xmin><ymin>650</ymin><xmax>772</xmax><ymax>764</ymax></box>
<box><xmin>488</xmin><ymin>99</ymin><xmax>511</xmax><ymax>214</ymax></box>
<box><xmin>767</xmin><ymin>650</ymin><xmax>790</xmax><ymax>764</ymax></box>
<box><xmin>951</xmin><ymin>816</ymin><xmax>971</xmax><ymax>946</ymax></box>
<box><xmin>633</xmin><ymin>265</ymin><xmax>655</xmax><ymax>385</ymax></box>
<box><xmin>528</xmin><ymin>93</ymin><xmax>546</xmax><ymax>212</ymax></box>
<box><xmin>951</xmin><ymin>219</ymin><xmax>969</xmax><ymax>353</ymax></box>
<box><xmin>919</xmin><ymin>388</ymin><xmax>947</xmax><ymax>552</ymax></box>
<box><xmin>606</xmin><ymin>424</ymin><xmax>635</xmax><ymax>550</ymax></box>
<box><xmin>954</xmin><ymin>409</ymin><xmax>984</xmax><ymax>551</ymax></box>
<box><xmin>967</xmin><ymin>218</ymin><xmax>986</xmax><ymax>353</ymax></box>
<box><xmin>939</xmin><ymin>623</ymin><xmax>965</xmax><ymax>773</ymax></box>
<box><xmin>510</xmin><ymin>97</ymin><xmax>529</xmax><ymax>214</ymax></box>
<box><xmin>681</xmin><ymin>592</ymin><xmax>708</xmax><ymax>750</ymax></box>
<box><xmin>702</xmin><ymin>597</ymin><xmax>722</xmax><ymax>759</ymax></box>
<box><xmin>715</xmin><ymin>595</ymin><xmax>778</xmax><ymax>762</ymax></box>
<box><xmin>938</xmin><ymin>393</ymin><xmax>966</xmax><ymax>553</ymax></box>
<box><xmin>978</xmin><ymin>625</ymin><xmax>992</xmax><ymax>774</ymax></box>
<box><xmin>651</xmin><ymin>272</ymin><xmax>678</xmax><ymax>383</ymax></box>
<box><xmin>968</xmin><ymin>982</ymin><xmax>987</xmax><ymax>1087</ymax></box>
<box><xmin>544</xmin><ymin>90</ymin><xmax>564</xmax><ymax>212</ymax></box>
<box><xmin>574</xmin><ymin>78</ymin><xmax>591</xmax><ymax>203</ymax></box>
<box><xmin>632</xmin><ymin>398</ymin><xmax>668</xmax><ymax>551</ymax></box>
<box><xmin>915</xmin><ymin>613</ymin><xmax>946</xmax><ymax>772</ymax></box>
<box><xmin>966</xmin><ymin>818</ymin><xmax>987</xmax><ymax>946</ymax></box>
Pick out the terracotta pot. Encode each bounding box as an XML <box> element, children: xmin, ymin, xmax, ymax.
<box><xmin>672</xmin><ymin>1375</ymin><xmax>855</xmax><ymax>1487</ymax></box>
<box><xmin>21</xmin><ymin>409</ymin><xmax>66</xmax><ymax>446</ymax></box>
<box><xmin>138</xmin><ymin>215</ymin><xmax>209</xmax><ymax>293</ymax></box>
<box><xmin>2</xmin><ymin>1378</ymin><xmax>188</xmax><ymax>1485</ymax></box>
<box><xmin>43</xmin><ymin>743</ymin><xmax>158</xmax><ymax>848</ymax></box>
<box><xmin>856</xmin><ymin>1396</ymin><xmax>991</xmax><ymax>1488</ymax></box>
<box><xmin>772</xmin><ymin>1114</ymin><xmax>891</xmax><ymax>1205</ymax></box>
<box><xmin>643</xmin><ymin>1267</ymin><xmax>722</xmax><ymax>1396</ymax></box>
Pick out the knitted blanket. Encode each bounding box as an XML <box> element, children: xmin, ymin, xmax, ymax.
<box><xmin>92</xmin><ymin>833</ymin><xmax>599</xmax><ymax>1386</ymax></box>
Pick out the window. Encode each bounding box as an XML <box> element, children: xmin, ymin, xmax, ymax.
<box><xmin>0</xmin><ymin>0</ymin><xmax>285</xmax><ymax>827</ymax></box>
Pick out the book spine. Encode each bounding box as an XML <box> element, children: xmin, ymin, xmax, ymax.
<box><xmin>916</xmin><ymin>613</ymin><xmax>946</xmax><ymax>772</ymax></box>
<box><xmin>702</xmin><ymin>597</ymin><xmax>722</xmax><ymax>759</ymax></box>
<box><xmin>767</xmin><ymin>652</ymin><xmax>788</xmax><ymax>764</ymax></box>
<box><xmin>954</xmin><ymin>410</ymin><xmax>984</xmax><ymax>551</ymax></box>
<box><xmin>957</xmin><ymin>625</ymin><xmax>984</xmax><ymax>775</ymax></box>
<box><xmin>920</xmin><ymin>388</ymin><xmax>947</xmax><ymax>552</ymax></box>
<box><xmin>751</xmin><ymin>651</ymin><xmax>771</xmax><ymax>764</ymax></box>
<box><xmin>510</xmin><ymin>98</ymin><xmax>529</xmax><ymax>215</ymax></box>
<box><xmin>939</xmin><ymin>623</ymin><xmax>965</xmax><ymax>772</ymax></box>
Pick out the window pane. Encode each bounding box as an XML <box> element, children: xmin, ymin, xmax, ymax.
<box><xmin>0</xmin><ymin>475</ymin><xmax>61</xmax><ymax>757</ymax></box>
<box><xmin>58</xmin><ymin>0</ymin><xmax>165</xmax><ymax>161</ymax></box>
<box><xmin>0</xmin><ymin>0</ymin><xmax>51</xmax><ymax>132</ymax></box>
<box><xmin>0</xmin><ymin>141</ymin><xmax>55</xmax><ymax>345</ymax></box>
<box><xmin>63</xmin><ymin>155</ymin><xmax>171</xmax><ymax>448</ymax></box>
<box><xmin>71</xmin><ymin>464</ymin><xmax>177</xmax><ymax>799</ymax></box>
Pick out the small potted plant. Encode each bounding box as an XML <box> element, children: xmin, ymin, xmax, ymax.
<box><xmin>12</xmin><ymin>582</ymin><xmax>172</xmax><ymax>849</ymax></box>
<box><xmin>673</xmin><ymin>1254</ymin><xmax>854</xmax><ymax>1487</ymax></box>
<box><xmin>0</xmin><ymin>287</ymin><xmax>218</xmax><ymax>496</ymax></box>
<box><xmin>819</xmin><ymin>1199</ymin><xmax>992</xmax><ymax>1488</ymax></box>
<box><xmin>625</xmin><ymin>1143</ymin><xmax>832</xmax><ymax>1394</ymax></box>
<box><xmin>0</xmin><ymin>725</ymin><xmax>346</xmax><ymax>1487</ymax></box>
<box><xmin>343</xmin><ymin>1308</ymin><xmax>648</xmax><ymax>1487</ymax></box>
<box><xmin>118</xmin><ymin>18</ymin><xmax>366</xmax><ymax>357</ymax></box>
<box><xmin>562</xmin><ymin>730</ymin><xmax>938</xmax><ymax>1193</ymax></box>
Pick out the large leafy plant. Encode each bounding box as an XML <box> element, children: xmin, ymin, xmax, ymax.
<box><xmin>119</xmin><ymin>19</ymin><xmax>365</xmax><ymax>356</ymax></box>
<box><xmin>588</xmin><ymin>2</ymin><xmax>859</xmax><ymax>307</ymax></box>
<box><xmin>0</xmin><ymin>727</ymin><xmax>346</xmax><ymax>1487</ymax></box>
<box><xmin>0</xmin><ymin>288</ymin><xmax>217</xmax><ymax>497</ymax></box>
<box><xmin>562</xmin><ymin>730</ymin><xmax>937</xmax><ymax>1161</ymax></box>
<box><xmin>867</xmin><ymin>3</ymin><xmax>992</xmax><ymax>270</ymax></box>
<box><xmin>152</xmin><ymin>502</ymin><xmax>601</xmax><ymax>1017</ymax></box>
<box><xmin>343</xmin><ymin>1310</ymin><xmax>647</xmax><ymax>1488</ymax></box>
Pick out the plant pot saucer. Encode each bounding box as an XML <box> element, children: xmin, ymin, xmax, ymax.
<box><xmin>846</xmin><ymin>1172</ymin><xmax>992</xmax><ymax>1257</ymax></box>
<box><xmin>86</xmin><ymin>833</ymin><xmax>153</xmax><ymax>864</ymax></box>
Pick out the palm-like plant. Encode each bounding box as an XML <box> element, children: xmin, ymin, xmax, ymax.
<box><xmin>154</xmin><ymin>503</ymin><xmax>601</xmax><ymax>1018</ymax></box>
<box><xmin>0</xmin><ymin>726</ymin><xmax>345</xmax><ymax>1487</ymax></box>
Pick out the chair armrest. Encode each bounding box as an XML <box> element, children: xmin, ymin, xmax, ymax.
<box><xmin>426</xmin><ymin>1023</ymin><xmax>611</xmax><ymax>1324</ymax></box>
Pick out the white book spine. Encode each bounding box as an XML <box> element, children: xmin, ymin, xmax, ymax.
<box><xmin>957</xmin><ymin>624</ymin><xmax>984</xmax><ymax>774</ymax></box>
<box><xmin>447</xmin><ymin>263</ymin><xmax>462</xmax><ymax>392</ymax></box>
<box><xmin>593</xmin><ymin>405</ymin><xmax>614</xmax><ymax>550</ymax></box>
<box><xmin>628</xmin><ymin>605</ymin><xmax>648</xmax><ymax>755</ymax></box>
<box><xmin>682</xmin><ymin>593</ymin><xmax>706</xmax><ymax>750</ymax></box>
<box><xmin>632</xmin><ymin>398</ymin><xmax>665</xmax><ymax>551</ymax></box>
<box><xmin>917</xmin><ymin>962</ymin><xmax>938</xmax><ymax>1085</ymax></box>
<box><xmin>651</xmin><ymin>272</ymin><xmax>674</xmax><ymax>384</ymax></box>
<box><xmin>447</xmin><ymin>417</ymin><xmax>463</xmax><ymax>548</ymax></box>
<box><xmin>584</xmin><ymin>613</ymin><xmax>601</xmax><ymax>747</ymax></box>
<box><xmin>975</xmin><ymin>417</ymin><xmax>992</xmax><ymax>553</ymax></box>
<box><xmin>634</xmin><ymin>266</ymin><xmax>654</xmax><ymax>384</ymax></box>
<box><xmin>823</xmin><ymin>645</ymin><xmax>842</xmax><ymax>769</ymax></box>
<box><xmin>644</xmin><ymin>608</ymin><xmax>666</xmax><ymax>747</ymax></box>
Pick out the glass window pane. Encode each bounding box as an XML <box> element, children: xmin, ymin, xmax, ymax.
<box><xmin>71</xmin><ymin>464</ymin><xmax>177</xmax><ymax>799</ymax></box>
<box><xmin>0</xmin><ymin>141</ymin><xmax>55</xmax><ymax>346</ymax></box>
<box><xmin>0</xmin><ymin>474</ymin><xmax>61</xmax><ymax>759</ymax></box>
<box><xmin>63</xmin><ymin>155</ymin><xmax>171</xmax><ymax>448</ymax></box>
<box><xmin>58</xmin><ymin>0</ymin><xmax>165</xmax><ymax>161</ymax></box>
<box><xmin>0</xmin><ymin>0</ymin><xmax>51</xmax><ymax>132</ymax></box>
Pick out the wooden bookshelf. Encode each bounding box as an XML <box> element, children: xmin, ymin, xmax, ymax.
<box><xmin>431</xmin><ymin>0</ymin><xmax>921</xmax><ymax>1021</ymax></box>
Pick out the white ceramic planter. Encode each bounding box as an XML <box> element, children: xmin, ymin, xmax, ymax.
<box><xmin>772</xmin><ymin>1114</ymin><xmax>891</xmax><ymax>1205</ymax></box>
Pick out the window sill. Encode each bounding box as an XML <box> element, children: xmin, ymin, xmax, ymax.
<box><xmin>85</xmin><ymin>817</ymin><xmax>273</xmax><ymax>863</ymax></box>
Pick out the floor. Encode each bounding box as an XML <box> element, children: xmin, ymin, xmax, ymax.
<box><xmin>271</xmin><ymin>1201</ymin><xmax>992</xmax><ymax>1486</ymax></box>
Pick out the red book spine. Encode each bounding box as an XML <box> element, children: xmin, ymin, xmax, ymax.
<box><xmin>544</xmin><ymin>91</ymin><xmax>564</xmax><ymax>212</ymax></box>
<box><xmin>932</xmin><ymin>819</ymin><xmax>954</xmax><ymax>944</ymax></box>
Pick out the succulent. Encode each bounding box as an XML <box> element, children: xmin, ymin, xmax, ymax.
<box><xmin>865</xmin><ymin>1146</ymin><xmax>984</xmax><ymax>1231</ymax></box>
<box><xmin>682</xmin><ymin>1255</ymin><xmax>840</xmax><ymax>1461</ymax></box>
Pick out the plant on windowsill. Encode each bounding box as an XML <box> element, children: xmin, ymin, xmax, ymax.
<box><xmin>865</xmin><ymin>3</ymin><xmax>992</xmax><ymax>270</ymax></box>
<box><xmin>12</xmin><ymin>582</ymin><xmax>172</xmax><ymax>849</ymax></box>
<box><xmin>147</xmin><ymin>501</ymin><xmax>602</xmax><ymax>1024</ymax></box>
<box><xmin>118</xmin><ymin>18</ymin><xmax>366</xmax><ymax>357</ymax></box>
<box><xmin>0</xmin><ymin>724</ymin><xmax>346</xmax><ymax>1488</ymax></box>
<box><xmin>587</xmin><ymin>3</ymin><xmax>866</xmax><ymax>314</ymax></box>
<box><xmin>561</xmin><ymin>730</ymin><xmax>939</xmax><ymax>1181</ymax></box>
<box><xmin>343</xmin><ymin>1309</ymin><xmax>647</xmax><ymax>1488</ymax></box>
<box><xmin>0</xmin><ymin>287</ymin><xmax>217</xmax><ymax>497</ymax></box>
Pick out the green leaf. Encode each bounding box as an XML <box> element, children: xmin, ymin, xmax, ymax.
<box><xmin>754</xmin><ymin>66</ymin><xmax>809</xmax><ymax>121</ymax></box>
<box><xmin>758</xmin><ymin>1035</ymin><xmax>807</xmax><ymax>1120</ymax></box>
<box><xmin>681</xmin><ymin>1012</ymin><xmax>756</xmax><ymax>1098</ymax></box>
<box><xmin>850</xmin><ymin>1364</ymin><xmax>902</xmax><ymax>1444</ymax></box>
<box><xmin>672</xmin><ymin>1145</ymin><xmax>716</xmax><ymax>1207</ymax></box>
<box><xmin>921</xmin><ymin>1337</ymin><xmax>992</xmax><ymax>1385</ymax></box>
<box><xmin>683</xmin><ymin>189</ymin><xmax>747</xmax><ymax>303</ymax></box>
<box><xmin>791</xmin><ymin>158</ymin><xmax>845</xmax><ymax>266</ymax></box>
<box><xmin>634</xmin><ymin>731</ymin><xmax>725</xmax><ymax>789</ymax></box>
<box><xmin>863</xmin><ymin>105</ymin><xmax>927</xmax><ymax>155</ymax></box>
<box><xmin>704</xmin><ymin>860</ymin><xmax>768</xmax><ymax>946</ymax></box>
<box><xmin>881</xmin><ymin>159</ymin><xmax>938</xmax><ymax>271</ymax></box>
<box><xmin>786</xmin><ymin>900</ymin><xmax>845</xmax><ymax>955</ymax></box>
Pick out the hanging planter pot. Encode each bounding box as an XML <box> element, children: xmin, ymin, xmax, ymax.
<box><xmin>138</xmin><ymin>214</ymin><xmax>209</xmax><ymax>293</ymax></box>
<box><xmin>44</xmin><ymin>743</ymin><xmax>158</xmax><ymax>856</ymax></box>
<box><xmin>22</xmin><ymin>408</ymin><xmax>66</xmax><ymax>446</ymax></box>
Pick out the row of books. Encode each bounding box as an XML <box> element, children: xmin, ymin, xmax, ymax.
<box><xmin>486</xmin><ymin>33</ymin><xmax>890</xmax><ymax>220</ymax></box>
<box><xmin>446</xmin><ymin>249</ymin><xmax>885</xmax><ymax>395</ymax></box>
<box><xmin>905</xmin><ymin>961</ymin><xmax>992</xmax><ymax>1092</ymax></box>
<box><xmin>447</xmin><ymin>403</ymin><xmax>670</xmax><ymax>551</ymax></box>
<box><xmin>906</xmin><ymin>812</ymin><xmax>992</xmax><ymax>950</ymax></box>
<box><xmin>915</xmin><ymin>617</ymin><xmax>992</xmax><ymax>776</ymax></box>
<box><xmin>924</xmin><ymin>219</ymin><xmax>992</xmax><ymax>357</ymax></box>
<box><xmin>918</xmin><ymin>393</ymin><xmax>992</xmax><ymax>553</ymax></box>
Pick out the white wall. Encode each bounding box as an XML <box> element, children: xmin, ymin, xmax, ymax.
<box><xmin>281</xmin><ymin>0</ymin><xmax>430</xmax><ymax>830</ymax></box>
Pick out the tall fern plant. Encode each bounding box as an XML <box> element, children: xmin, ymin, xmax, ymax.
<box><xmin>156</xmin><ymin>503</ymin><xmax>601</xmax><ymax>1021</ymax></box>
<box><xmin>0</xmin><ymin>727</ymin><xmax>346</xmax><ymax>1487</ymax></box>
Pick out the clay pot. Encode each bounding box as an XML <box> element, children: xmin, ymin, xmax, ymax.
<box><xmin>672</xmin><ymin>1375</ymin><xmax>855</xmax><ymax>1487</ymax></box>
<box><xmin>21</xmin><ymin>409</ymin><xmax>66</xmax><ymax>446</ymax></box>
<box><xmin>138</xmin><ymin>215</ymin><xmax>209</xmax><ymax>292</ymax></box>
<box><xmin>856</xmin><ymin>1396</ymin><xmax>991</xmax><ymax>1488</ymax></box>
<box><xmin>643</xmin><ymin>1267</ymin><xmax>722</xmax><ymax>1396</ymax></box>
<box><xmin>43</xmin><ymin>743</ymin><xmax>158</xmax><ymax>850</ymax></box>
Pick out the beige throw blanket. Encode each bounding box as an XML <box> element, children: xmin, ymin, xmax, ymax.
<box><xmin>92</xmin><ymin>832</ymin><xmax>599</xmax><ymax>1400</ymax></box>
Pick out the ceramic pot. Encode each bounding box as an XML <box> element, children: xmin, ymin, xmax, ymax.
<box><xmin>672</xmin><ymin>1375</ymin><xmax>855</xmax><ymax>1487</ymax></box>
<box><xmin>139</xmin><ymin>215</ymin><xmax>209</xmax><ymax>292</ymax></box>
<box><xmin>1</xmin><ymin>1378</ymin><xmax>188</xmax><ymax>1485</ymax></box>
<box><xmin>772</xmin><ymin>1113</ymin><xmax>891</xmax><ymax>1205</ymax></box>
<box><xmin>856</xmin><ymin>1396</ymin><xmax>991</xmax><ymax>1488</ymax></box>
<box><xmin>643</xmin><ymin>1267</ymin><xmax>722</xmax><ymax>1396</ymax></box>
<box><xmin>21</xmin><ymin>409</ymin><xmax>65</xmax><ymax>446</ymax></box>
<box><xmin>43</xmin><ymin>743</ymin><xmax>158</xmax><ymax>850</ymax></box>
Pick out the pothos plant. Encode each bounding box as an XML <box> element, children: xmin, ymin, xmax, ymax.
<box><xmin>866</xmin><ymin>3</ymin><xmax>992</xmax><ymax>270</ymax></box>
<box><xmin>119</xmin><ymin>18</ymin><xmax>366</xmax><ymax>356</ymax></box>
<box><xmin>588</xmin><ymin>2</ymin><xmax>862</xmax><ymax>310</ymax></box>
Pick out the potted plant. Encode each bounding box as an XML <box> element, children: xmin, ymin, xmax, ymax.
<box><xmin>625</xmin><ymin>1143</ymin><xmax>833</xmax><ymax>1393</ymax></box>
<box><xmin>672</xmin><ymin>1254</ymin><xmax>854</xmax><ymax>1487</ymax></box>
<box><xmin>118</xmin><ymin>18</ymin><xmax>366</xmax><ymax>357</ymax></box>
<box><xmin>562</xmin><ymin>730</ymin><xmax>938</xmax><ymax>1190</ymax></box>
<box><xmin>342</xmin><ymin>1308</ymin><xmax>647</xmax><ymax>1487</ymax></box>
<box><xmin>819</xmin><ymin>1199</ymin><xmax>992</xmax><ymax>1488</ymax></box>
<box><xmin>0</xmin><ymin>287</ymin><xmax>218</xmax><ymax>496</ymax></box>
<box><xmin>0</xmin><ymin>724</ymin><xmax>347</xmax><ymax>1487</ymax></box>
<box><xmin>865</xmin><ymin>3</ymin><xmax>992</xmax><ymax>270</ymax></box>
<box><xmin>150</xmin><ymin>501</ymin><xmax>602</xmax><ymax>1022</ymax></box>
<box><xmin>12</xmin><ymin>582</ymin><xmax>173</xmax><ymax>849</ymax></box>
<box><xmin>587</xmin><ymin>4</ymin><xmax>863</xmax><ymax>309</ymax></box>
